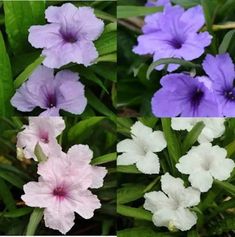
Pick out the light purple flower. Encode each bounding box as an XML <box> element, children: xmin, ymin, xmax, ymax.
<box><xmin>11</xmin><ymin>65</ymin><xmax>87</xmax><ymax>116</ymax></box>
<box><xmin>151</xmin><ymin>73</ymin><xmax>219</xmax><ymax>117</ymax></box>
<box><xmin>133</xmin><ymin>5</ymin><xmax>212</xmax><ymax>72</ymax></box>
<box><xmin>28</xmin><ymin>3</ymin><xmax>104</xmax><ymax>68</ymax></box>
<box><xmin>146</xmin><ymin>0</ymin><xmax>171</xmax><ymax>7</ymax></box>
<box><xmin>202</xmin><ymin>53</ymin><xmax>235</xmax><ymax>116</ymax></box>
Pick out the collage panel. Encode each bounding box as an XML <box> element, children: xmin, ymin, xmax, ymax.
<box><xmin>117</xmin><ymin>117</ymin><xmax>235</xmax><ymax>236</ymax></box>
<box><xmin>0</xmin><ymin>116</ymin><xmax>116</xmax><ymax>235</ymax></box>
<box><xmin>0</xmin><ymin>0</ymin><xmax>116</xmax><ymax>117</ymax></box>
<box><xmin>117</xmin><ymin>0</ymin><xmax>235</xmax><ymax>117</ymax></box>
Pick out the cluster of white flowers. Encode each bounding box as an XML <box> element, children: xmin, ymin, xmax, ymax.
<box><xmin>117</xmin><ymin>118</ymin><xmax>235</xmax><ymax>231</ymax></box>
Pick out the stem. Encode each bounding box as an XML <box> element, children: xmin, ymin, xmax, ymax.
<box><xmin>26</xmin><ymin>208</ymin><xmax>43</xmax><ymax>236</ymax></box>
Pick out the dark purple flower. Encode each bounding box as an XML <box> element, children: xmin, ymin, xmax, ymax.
<box><xmin>28</xmin><ymin>3</ymin><xmax>104</xmax><ymax>69</ymax></box>
<box><xmin>133</xmin><ymin>5</ymin><xmax>212</xmax><ymax>72</ymax></box>
<box><xmin>151</xmin><ymin>73</ymin><xmax>219</xmax><ymax>117</ymax></box>
<box><xmin>11</xmin><ymin>65</ymin><xmax>87</xmax><ymax>116</ymax></box>
<box><xmin>203</xmin><ymin>53</ymin><xmax>235</xmax><ymax>116</ymax></box>
<box><xmin>145</xmin><ymin>0</ymin><xmax>171</xmax><ymax>7</ymax></box>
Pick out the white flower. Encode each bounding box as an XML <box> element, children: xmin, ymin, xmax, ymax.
<box><xmin>17</xmin><ymin>117</ymin><xmax>65</xmax><ymax>161</ymax></box>
<box><xmin>171</xmin><ymin>118</ymin><xmax>225</xmax><ymax>143</ymax></box>
<box><xmin>176</xmin><ymin>143</ymin><xmax>235</xmax><ymax>192</ymax></box>
<box><xmin>117</xmin><ymin>121</ymin><xmax>166</xmax><ymax>174</ymax></box>
<box><xmin>144</xmin><ymin>173</ymin><xmax>200</xmax><ymax>231</ymax></box>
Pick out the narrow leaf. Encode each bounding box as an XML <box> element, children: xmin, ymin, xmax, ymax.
<box><xmin>117</xmin><ymin>165</ymin><xmax>141</xmax><ymax>174</ymax></box>
<box><xmin>91</xmin><ymin>152</ymin><xmax>116</xmax><ymax>165</ymax></box>
<box><xmin>219</xmin><ymin>29</ymin><xmax>235</xmax><ymax>54</ymax></box>
<box><xmin>26</xmin><ymin>208</ymin><xmax>43</xmax><ymax>236</ymax></box>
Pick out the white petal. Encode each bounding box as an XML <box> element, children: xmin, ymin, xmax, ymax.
<box><xmin>90</xmin><ymin>166</ymin><xmax>107</xmax><ymax>189</ymax></box>
<box><xmin>144</xmin><ymin>191</ymin><xmax>174</xmax><ymax>213</ymax></box>
<box><xmin>136</xmin><ymin>152</ymin><xmax>160</xmax><ymax>174</ymax></box>
<box><xmin>171</xmin><ymin>118</ymin><xmax>195</xmax><ymax>131</ymax></box>
<box><xmin>189</xmin><ymin>170</ymin><xmax>213</xmax><ymax>192</ymax></box>
<box><xmin>161</xmin><ymin>173</ymin><xmax>185</xmax><ymax>197</ymax></box>
<box><xmin>117</xmin><ymin>139</ymin><xmax>143</xmax><ymax>155</ymax></box>
<box><xmin>181</xmin><ymin>187</ymin><xmax>201</xmax><ymax>207</ymax></box>
<box><xmin>117</xmin><ymin>152</ymin><xmax>140</xmax><ymax>166</ymax></box>
<box><xmin>147</xmin><ymin>131</ymin><xmax>167</xmax><ymax>152</ymax></box>
<box><xmin>131</xmin><ymin>121</ymin><xmax>153</xmax><ymax>140</ymax></box>
<box><xmin>174</xmin><ymin>208</ymin><xmax>197</xmax><ymax>231</ymax></box>
<box><xmin>210</xmin><ymin>158</ymin><xmax>235</xmax><ymax>181</ymax></box>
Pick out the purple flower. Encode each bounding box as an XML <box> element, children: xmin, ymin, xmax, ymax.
<box><xmin>28</xmin><ymin>3</ymin><xmax>104</xmax><ymax>69</ymax></box>
<box><xmin>151</xmin><ymin>73</ymin><xmax>219</xmax><ymax>117</ymax></box>
<box><xmin>146</xmin><ymin>0</ymin><xmax>171</xmax><ymax>7</ymax></box>
<box><xmin>11</xmin><ymin>65</ymin><xmax>87</xmax><ymax>116</ymax></box>
<box><xmin>203</xmin><ymin>53</ymin><xmax>235</xmax><ymax>116</ymax></box>
<box><xmin>133</xmin><ymin>5</ymin><xmax>212</xmax><ymax>72</ymax></box>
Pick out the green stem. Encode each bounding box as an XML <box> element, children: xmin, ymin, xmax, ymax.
<box><xmin>26</xmin><ymin>208</ymin><xmax>43</xmax><ymax>236</ymax></box>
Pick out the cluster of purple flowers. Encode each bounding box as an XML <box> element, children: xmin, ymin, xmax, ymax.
<box><xmin>11</xmin><ymin>3</ymin><xmax>104</xmax><ymax>116</ymax></box>
<box><xmin>134</xmin><ymin>0</ymin><xmax>234</xmax><ymax>117</ymax></box>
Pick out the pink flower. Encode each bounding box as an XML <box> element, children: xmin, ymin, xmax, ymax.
<box><xmin>17</xmin><ymin>117</ymin><xmax>65</xmax><ymax>161</ymax></box>
<box><xmin>21</xmin><ymin>145</ymin><xmax>107</xmax><ymax>234</ymax></box>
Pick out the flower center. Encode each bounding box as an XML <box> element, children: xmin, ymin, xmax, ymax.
<box><xmin>60</xmin><ymin>29</ymin><xmax>77</xmax><ymax>43</ymax></box>
<box><xmin>224</xmin><ymin>90</ymin><xmax>235</xmax><ymax>101</ymax></box>
<box><xmin>53</xmin><ymin>186</ymin><xmax>67</xmax><ymax>200</ymax></box>
<box><xmin>170</xmin><ymin>38</ymin><xmax>184</xmax><ymax>49</ymax></box>
<box><xmin>47</xmin><ymin>93</ymin><xmax>57</xmax><ymax>108</ymax></box>
<box><xmin>191</xmin><ymin>88</ymin><xmax>204</xmax><ymax>108</ymax></box>
<box><xmin>39</xmin><ymin>131</ymin><xmax>49</xmax><ymax>144</ymax></box>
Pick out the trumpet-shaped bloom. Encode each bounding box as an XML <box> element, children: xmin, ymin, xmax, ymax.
<box><xmin>133</xmin><ymin>5</ymin><xmax>212</xmax><ymax>72</ymax></box>
<box><xmin>202</xmin><ymin>53</ymin><xmax>235</xmax><ymax>116</ymax></box>
<box><xmin>146</xmin><ymin>0</ymin><xmax>171</xmax><ymax>7</ymax></box>
<box><xmin>176</xmin><ymin>143</ymin><xmax>235</xmax><ymax>192</ymax></box>
<box><xmin>117</xmin><ymin>121</ymin><xmax>166</xmax><ymax>174</ymax></box>
<box><xmin>171</xmin><ymin>118</ymin><xmax>225</xmax><ymax>143</ymax></box>
<box><xmin>17</xmin><ymin>117</ymin><xmax>65</xmax><ymax>161</ymax></box>
<box><xmin>144</xmin><ymin>173</ymin><xmax>200</xmax><ymax>231</ymax></box>
<box><xmin>22</xmin><ymin>144</ymin><xmax>107</xmax><ymax>234</ymax></box>
<box><xmin>151</xmin><ymin>73</ymin><xmax>219</xmax><ymax>117</ymax></box>
<box><xmin>28</xmin><ymin>3</ymin><xmax>104</xmax><ymax>68</ymax></box>
<box><xmin>11</xmin><ymin>65</ymin><xmax>87</xmax><ymax>116</ymax></box>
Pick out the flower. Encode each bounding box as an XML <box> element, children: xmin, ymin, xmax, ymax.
<box><xmin>171</xmin><ymin>118</ymin><xmax>225</xmax><ymax>143</ymax></box>
<box><xmin>21</xmin><ymin>144</ymin><xmax>107</xmax><ymax>234</ymax></box>
<box><xmin>176</xmin><ymin>143</ymin><xmax>235</xmax><ymax>192</ymax></box>
<box><xmin>117</xmin><ymin>121</ymin><xmax>166</xmax><ymax>174</ymax></box>
<box><xmin>151</xmin><ymin>73</ymin><xmax>219</xmax><ymax>117</ymax></box>
<box><xmin>17</xmin><ymin>117</ymin><xmax>65</xmax><ymax>161</ymax></box>
<box><xmin>11</xmin><ymin>65</ymin><xmax>87</xmax><ymax>116</ymax></box>
<box><xmin>146</xmin><ymin>0</ymin><xmax>171</xmax><ymax>7</ymax></box>
<box><xmin>202</xmin><ymin>53</ymin><xmax>235</xmax><ymax>116</ymax></box>
<box><xmin>28</xmin><ymin>3</ymin><xmax>104</xmax><ymax>68</ymax></box>
<box><xmin>144</xmin><ymin>173</ymin><xmax>200</xmax><ymax>231</ymax></box>
<box><xmin>133</xmin><ymin>5</ymin><xmax>212</xmax><ymax>72</ymax></box>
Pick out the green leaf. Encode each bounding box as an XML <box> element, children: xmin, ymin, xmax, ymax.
<box><xmin>0</xmin><ymin>177</ymin><xmax>16</xmax><ymax>211</ymax></box>
<box><xmin>14</xmin><ymin>56</ymin><xmax>44</xmax><ymax>88</ymax></box>
<box><xmin>219</xmin><ymin>29</ymin><xmax>235</xmax><ymax>54</ymax></box>
<box><xmin>117</xmin><ymin>205</ymin><xmax>152</xmax><ymax>221</ymax></box>
<box><xmin>187</xmin><ymin>230</ymin><xmax>199</xmax><ymax>237</ymax></box>
<box><xmin>117</xmin><ymin>165</ymin><xmax>141</xmax><ymax>174</ymax></box>
<box><xmin>208</xmin><ymin>216</ymin><xmax>235</xmax><ymax>235</ymax></box>
<box><xmin>147</xmin><ymin>58</ymin><xmax>200</xmax><ymax>79</ymax></box>
<box><xmin>26</xmin><ymin>208</ymin><xmax>43</xmax><ymax>236</ymax></box>
<box><xmin>104</xmin><ymin>22</ymin><xmax>117</xmax><ymax>33</ymax></box>
<box><xmin>94</xmin><ymin>9</ymin><xmax>116</xmax><ymax>22</ymax></box>
<box><xmin>214</xmin><ymin>180</ymin><xmax>235</xmax><ymax>196</ymax></box>
<box><xmin>68</xmin><ymin>117</ymin><xmax>105</xmax><ymax>141</ymax></box>
<box><xmin>117</xmin><ymin>6</ymin><xmax>163</xmax><ymax>18</ymax></box>
<box><xmin>34</xmin><ymin>143</ymin><xmax>47</xmax><ymax>162</ymax></box>
<box><xmin>118</xmin><ymin>227</ymin><xmax>174</xmax><ymax>237</ymax></box>
<box><xmin>91</xmin><ymin>152</ymin><xmax>116</xmax><ymax>165</ymax></box>
<box><xmin>182</xmin><ymin>121</ymin><xmax>205</xmax><ymax>154</ymax></box>
<box><xmin>0</xmin><ymin>31</ymin><xmax>14</xmax><ymax>116</ymax></box>
<box><xmin>162</xmin><ymin>119</ymin><xmax>182</xmax><ymax>167</ymax></box>
<box><xmin>86</xmin><ymin>89</ymin><xmax>115</xmax><ymax>118</ymax></box>
<box><xmin>97</xmin><ymin>53</ymin><xmax>117</xmax><ymax>63</ymax></box>
<box><xmin>2</xmin><ymin>207</ymin><xmax>32</xmax><ymax>218</ymax></box>
<box><xmin>96</xmin><ymin>31</ymin><xmax>117</xmax><ymax>56</ymax></box>
<box><xmin>117</xmin><ymin>184</ymin><xmax>146</xmax><ymax>204</ymax></box>
<box><xmin>3</xmin><ymin>0</ymin><xmax>45</xmax><ymax>54</ymax></box>
<box><xmin>0</xmin><ymin>170</ymin><xmax>24</xmax><ymax>189</ymax></box>
<box><xmin>171</xmin><ymin>0</ymin><xmax>200</xmax><ymax>8</ymax></box>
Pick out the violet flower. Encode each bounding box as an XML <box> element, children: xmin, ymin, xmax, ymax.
<box><xmin>133</xmin><ymin>5</ymin><xmax>212</xmax><ymax>72</ymax></box>
<box><xmin>11</xmin><ymin>65</ymin><xmax>87</xmax><ymax>116</ymax></box>
<box><xmin>145</xmin><ymin>0</ymin><xmax>171</xmax><ymax>7</ymax></box>
<box><xmin>202</xmin><ymin>53</ymin><xmax>235</xmax><ymax>116</ymax></box>
<box><xmin>151</xmin><ymin>73</ymin><xmax>219</xmax><ymax>117</ymax></box>
<box><xmin>28</xmin><ymin>3</ymin><xmax>104</xmax><ymax>68</ymax></box>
